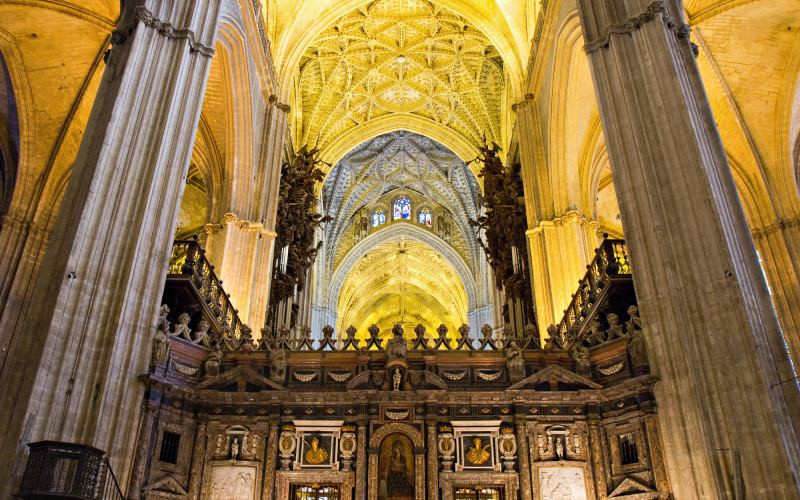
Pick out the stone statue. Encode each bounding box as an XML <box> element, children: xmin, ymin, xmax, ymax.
<box><xmin>269</xmin><ymin>349</ymin><xmax>287</xmax><ymax>382</ymax></box>
<box><xmin>606</xmin><ymin>313</ymin><xmax>625</xmax><ymax>340</ymax></box>
<box><xmin>386</xmin><ymin>324</ymin><xmax>407</xmax><ymax>360</ymax></box>
<box><xmin>626</xmin><ymin>304</ymin><xmax>641</xmax><ymax>332</ymax></box>
<box><xmin>230</xmin><ymin>438</ymin><xmax>240</xmax><ymax>460</ymax></box>
<box><xmin>204</xmin><ymin>348</ymin><xmax>222</xmax><ymax>378</ymax></box>
<box><xmin>246</xmin><ymin>433</ymin><xmax>259</xmax><ymax>456</ymax></box>
<box><xmin>589</xmin><ymin>316</ymin><xmax>605</xmax><ymax>344</ymax></box>
<box><xmin>536</xmin><ymin>433</ymin><xmax>551</xmax><ymax>458</ymax></box>
<box><xmin>152</xmin><ymin>320</ymin><xmax>170</xmax><ymax>365</ymax></box>
<box><xmin>214</xmin><ymin>434</ymin><xmax>227</xmax><ymax>456</ymax></box>
<box><xmin>544</xmin><ymin>324</ymin><xmax>559</xmax><ymax>350</ymax></box>
<box><xmin>628</xmin><ymin>323</ymin><xmax>648</xmax><ymax>367</ymax></box>
<box><xmin>571</xmin><ymin>434</ymin><xmax>582</xmax><ymax>457</ymax></box>
<box><xmin>193</xmin><ymin>319</ymin><xmax>211</xmax><ymax>347</ymax></box>
<box><xmin>157</xmin><ymin>304</ymin><xmax>170</xmax><ymax>332</ymax></box>
<box><xmin>392</xmin><ymin>368</ymin><xmax>402</xmax><ymax>391</ymax></box>
<box><xmin>554</xmin><ymin>436</ymin><xmax>564</xmax><ymax>460</ymax></box>
<box><xmin>572</xmin><ymin>344</ymin><xmax>592</xmax><ymax>377</ymax></box>
<box><xmin>506</xmin><ymin>342</ymin><xmax>525</xmax><ymax>381</ymax></box>
<box><xmin>173</xmin><ymin>312</ymin><xmax>192</xmax><ymax>340</ymax></box>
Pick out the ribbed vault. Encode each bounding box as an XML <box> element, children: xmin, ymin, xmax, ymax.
<box><xmin>296</xmin><ymin>0</ymin><xmax>504</xmax><ymax>159</ymax></box>
<box><xmin>337</xmin><ymin>237</ymin><xmax>467</xmax><ymax>338</ymax></box>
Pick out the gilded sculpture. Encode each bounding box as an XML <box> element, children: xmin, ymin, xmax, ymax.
<box><xmin>465</xmin><ymin>436</ymin><xmax>491</xmax><ymax>466</ymax></box>
<box><xmin>304</xmin><ymin>437</ymin><xmax>329</xmax><ymax>465</ymax></box>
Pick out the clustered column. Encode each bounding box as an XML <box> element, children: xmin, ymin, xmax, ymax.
<box><xmin>576</xmin><ymin>0</ymin><xmax>800</xmax><ymax>497</ymax></box>
<box><xmin>0</xmin><ymin>1</ymin><xmax>224</xmax><ymax>496</ymax></box>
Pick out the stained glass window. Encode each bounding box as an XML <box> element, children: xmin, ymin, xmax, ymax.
<box><xmin>372</xmin><ymin>209</ymin><xmax>386</xmax><ymax>227</ymax></box>
<box><xmin>393</xmin><ymin>197</ymin><xmax>411</xmax><ymax>220</ymax></box>
<box><xmin>418</xmin><ymin>208</ymin><xmax>432</xmax><ymax>226</ymax></box>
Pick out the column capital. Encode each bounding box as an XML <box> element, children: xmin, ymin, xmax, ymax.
<box><xmin>580</xmin><ymin>0</ymin><xmax>690</xmax><ymax>54</ymax></box>
<box><xmin>112</xmin><ymin>5</ymin><xmax>216</xmax><ymax>57</ymax></box>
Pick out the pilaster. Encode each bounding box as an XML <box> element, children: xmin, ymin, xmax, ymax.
<box><xmin>527</xmin><ymin>211</ymin><xmax>598</xmax><ymax>333</ymax></box>
<box><xmin>577</xmin><ymin>0</ymin><xmax>800</xmax><ymax>497</ymax></box>
<box><xmin>753</xmin><ymin>218</ymin><xmax>800</xmax><ymax>365</ymax></box>
<box><xmin>426</xmin><ymin>421</ymin><xmax>438</xmax><ymax>500</ymax></box>
<box><xmin>187</xmin><ymin>417</ymin><xmax>208</xmax><ymax>500</ymax></box>
<box><xmin>0</xmin><ymin>1</ymin><xmax>224</xmax><ymax>496</ymax></box>
<box><xmin>515</xmin><ymin>421</ymin><xmax>532</xmax><ymax>500</ymax></box>
<box><xmin>355</xmin><ymin>421</ymin><xmax>368</xmax><ymax>500</ymax></box>
<box><xmin>261</xmin><ymin>420</ymin><xmax>279</xmax><ymax>499</ymax></box>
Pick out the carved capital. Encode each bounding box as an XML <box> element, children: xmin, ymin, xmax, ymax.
<box><xmin>111</xmin><ymin>5</ymin><xmax>215</xmax><ymax>57</ymax></box>
<box><xmin>583</xmin><ymin>0</ymin><xmax>690</xmax><ymax>54</ymax></box>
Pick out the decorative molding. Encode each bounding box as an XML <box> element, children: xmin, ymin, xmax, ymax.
<box><xmin>528</xmin><ymin>210</ymin><xmax>598</xmax><ymax>235</ymax></box>
<box><xmin>583</xmin><ymin>1</ymin><xmax>690</xmax><ymax>54</ymax></box>
<box><xmin>111</xmin><ymin>6</ymin><xmax>215</xmax><ymax>57</ymax></box>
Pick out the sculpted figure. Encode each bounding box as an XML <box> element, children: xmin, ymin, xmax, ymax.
<box><xmin>606</xmin><ymin>313</ymin><xmax>625</xmax><ymax>340</ymax></box>
<box><xmin>173</xmin><ymin>312</ymin><xmax>192</xmax><ymax>340</ymax></box>
<box><xmin>506</xmin><ymin>342</ymin><xmax>525</xmax><ymax>380</ymax></box>
<box><xmin>193</xmin><ymin>319</ymin><xmax>211</xmax><ymax>347</ymax></box>
<box><xmin>536</xmin><ymin>433</ymin><xmax>550</xmax><ymax>457</ymax></box>
<box><xmin>152</xmin><ymin>316</ymin><xmax>170</xmax><ymax>366</ymax></box>
<box><xmin>386</xmin><ymin>324</ymin><xmax>407</xmax><ymax>360</ymax></box>
<box><xmin>157</xmin><ymin>304</ymin><xmax>170</xmax><ymax>332</ymax></box>
<box><xmin>304</xmin><ymin>437</ymin><xmax>328</xmax><ymax>465</ymax></box>
<box><xmin>204</xmin><ymin>348</ymin><xmax>222</xmax><ymax>378</ymax></box>
<box><xmin>465</xmin><ymin>436</ymin><xmax>491</xmax><ymax>465</ymax></box>
<box><xmin>554</xmin><ymin>436</ymin><xmax>564</xmax><ymax>460</ymax></box>
<box><xmin>392</xmin><ymin>368</ymin><xmax>402</xmax><ymax>391</ymax></box>
<box><xmin>628</xmin><ymin>324</ymin><xmax>648</xmax><ymax>367</ymax></box>
<box><xmin>589</xmin><ymin>316</ymin><xmax>605</xmax><ymax>344</ymax></box>
<box><xmin>230</xmin><ymin>438</ymin><xmax>239</xmax><ymax>460</ymax></box>
<box><xmin>572</xmin><ymin>344</ymin><xmax>592</xmax><ymax>377</ymax></box>
<box><xmin>626</xmin><ymin>305</ymin><xmax>641</xmax><ymax>332</ymax></box>
<box><xmin>270</xmin><ymin>349</ymin><xmax>287</xmax><ymax>381</ymax></box>
<box><xmin>571</xmin><ymin>434</ymin><xmax>582</xmax><ymax>457</ymax></box>
<box><xmin>214</xmin><ymin>434</ymin><xmax>227</xmax><ymax>456</ymax></box>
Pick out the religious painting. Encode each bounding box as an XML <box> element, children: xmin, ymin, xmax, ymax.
<box><xmin>537</xmin><ymin>466</ymin><xmax>589</xmax><ymax>500</ymax></box>
<box><xmin>459</xmin><ymin>433</ymin><xmax>496</xmax><ymax>469</ymax></box>
<box><xmin>299</xmin><ymin>434</ymin><xmax>334</xmax><ymax>468</ymax></box>
<box><xmin>378</xmin><ymin>434</ymin><xmax>415</xmax><ymax>500</ymax></box>
<box><xmin>209</xmin><ymin>464</ymin><xmax>256</xmax><ymax>500</ymax></box>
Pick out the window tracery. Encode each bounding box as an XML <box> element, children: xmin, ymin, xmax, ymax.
<box><xmin>393</xmin><ymin>197</ymin><xmax>411</xmax><ymax>221</ymax></box>
<box><xmin>418</xmin><ymin>208</ymin><xmax>432</xmax><ymax>227</ymax></box>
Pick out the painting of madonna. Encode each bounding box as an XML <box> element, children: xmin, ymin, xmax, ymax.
<box><xmin>378</xmin><ymin>434</ymin><xmax>414</xmax><ymax>500</ymax></box>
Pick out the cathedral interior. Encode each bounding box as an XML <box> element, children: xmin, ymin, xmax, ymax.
<box><xmin>0</xmin><ymin>0</ymin><xmax>799</xmax><ymax>499</ymax></box>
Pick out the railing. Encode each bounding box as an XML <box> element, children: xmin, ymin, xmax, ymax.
<box><xmin>17</xmin><ymin>441</ymin><xmax>124</xmax><ymax>499</ymax></box>
<box><xmin>168</xmin><ymin>237</ymin><xmax>247</xmax><ymax>340</ymax></box>
<box><xmin>554</xmin><ymin>236</ymin><xmax>633</xmax><ymax>348</ymax></box>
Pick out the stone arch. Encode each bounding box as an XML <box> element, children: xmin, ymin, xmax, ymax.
<box><xmin>367</xmin><ymin>422</ymin><xmax>425</xmax><ymax>500</ymax></box>
<box><xmin>0</xmin><ymin>51</ymin><xmax>20</xmax><ymax>218</ymax></box>
<box><xmin>327</xmin><ymin>223</ymin><xmax>480</xmax><ymax>315</ymax></box>
<box><xmin>320</xmin><ymin>115</ymin><xmax>481</xmax><ymax>174</ymax></box>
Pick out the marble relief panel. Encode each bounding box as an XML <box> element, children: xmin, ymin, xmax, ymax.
<box><xmin>208</xmin><ymin>463</ymin><xmax>258</xmax><ymax>500</ymax></box>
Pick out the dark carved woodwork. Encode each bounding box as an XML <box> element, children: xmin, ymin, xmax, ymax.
<box><xmin>469</xmin><ymin>141</ymin><xmax>535</xmax><ymax>333</ymax></box>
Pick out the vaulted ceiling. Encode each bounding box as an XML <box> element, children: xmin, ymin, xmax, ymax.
<box><xmin>336</xmin><ymin>237</ymin><xmax>467</xmax><ymax>337</ymax></box>
<box><xmin>321</xmin><ymin>131</ymin><xmax>481</xmax><ymax>274</ymax></box>
<box><xmin>295</xmin><ymin>0</ymin><xmax>505</xmax><ymax>160</ymax></box>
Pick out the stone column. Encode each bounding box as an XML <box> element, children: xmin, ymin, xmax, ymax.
<box><xmin>515</xmin><ymin>421</ymin><xmax>532</xmax><ymax>500</ymax></box>
<box><xmin>355</xmin><ymin>421</ymin><xmax>368</xmax><ymax>500</ymax></box>
<box><xmin>125</xmin><ymin>402</ymin><xmax>159</xmax><ymax>500</ymax></box>
<box><xmin>261</xmin><ymin>420</ymin><xmax>279</xmax><ymax>500</ymax></box>
<box><xmin>587</xmin><ymin>418</ymin><xmax>608</xmax><ymax>498</ymax></box>
<box><xmin>576</xmin><ymin>1</ymin><xmax>800</xmax><ymax>497</ymax></box>
<box><xmin>426</xmin><ymin>421</ymin><xmax>438</xmax><ymax>500</ymax></box>
<box><xmin>202</xmin><ymin>97</ymin><xmax>288</xmax><ymax>331</ymax></box>
<box><xmin>753</xmin><ymin>220</ymin><xmax>800</xmax><ymax>365</ymax></box>
<box><xmin>526</xmin><ymin>211</ymin><xmax>598</xmax><ymax>332</ymax></box>
<box><xmin>0</xmin><ymin>1</ymin><xmax>224</xmax><ymax>496</ymax></box>
<box><xmin>187</xmin><ymin>416</ymin><xmax>208</xmax><ymax>500</ymax></box>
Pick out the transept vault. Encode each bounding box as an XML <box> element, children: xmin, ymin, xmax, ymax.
<box><xmin>0</xmin><ymin>0</ymin><xmax>799</xmax><ymax>499</ymax></box>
